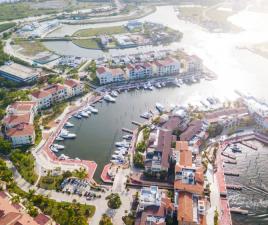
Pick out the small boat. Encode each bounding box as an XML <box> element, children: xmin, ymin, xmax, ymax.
<box><xmin>65</xmin><ymin>122</ymin><xmax>74</xmax><ymax>128</ymax></box>
<box><xmin>87</xmin><ymin>105</ymin><xmax>98</xmax><ymax>113</ymax></box>
<box><xmin>110</xmin><ymin>91</ymin><xmax>118</xmax><ymax>97</ymax></box>
<box><xmin>80</xmin><ymin>111</ymin><xmax>89</xmax><ymax>118</ymax></box>
<box><xmin>53</xmin><ymin>144</ymin><xmax>65</xmax><ymax>150</ymax></box>
<box><xmin>123</xmin><ymin>135</ymin><xmax>132</xmax><ymax>140</ymax></box>
<box><xmin>60</xmin><ymin>129</ymin><xmax>76</xmax><ymax>139</ymax></box>
<box><xmin>155</xmin><ymin>82</ymin><xmax>161</xmax><ymax>88</ymax></box>
<box><xmin>148</xmin><ymin>86</ymin><xmax>154</xmax><ymax>91</ymax></box>
<box><xmin>104</xmin><ymin>94</ymin><xmax>116</xmax><ymax>103</ymax></box>
<box><xmin>55</xmin><ymin>136</ymin><xmax>64</xmax><ymax>141</ymax></box>
<box><xmin>59</xmin><ymin>154</ymin><xmax>69</xmax><ymax>160</ymax></box>
<box><xmin>50</xmin><ymin>146</ymin><xmax>58</xmax><ymax>153</ymax></box>
<box><xmin>161</xmin><ymin>82</ymin><xmax>166</xmax><ymax>87</ymax></box>
<box><xmin>73</xmin><ymin>114</ymin><xmax>82</xmax><ymax>119</ymax></box>
<box><xmin>143</xmin><ymin>84</ymin><xmax>148</xmax><ymax>89</ymax></box>
<box><xmin>75</xmin><ymin>157</ymin><xmax>81</xmax><ymax>160</ymax></box>
<box><xmin>231</xmin><ymin>144</ymin><xmax>242</xmax><ymax>153</ymax></box>
<box><xmin>141</xmin><ymin>112</ymin><xmax>152</xmax><ymax>119</ymax></box>
<box><xmin>115</xmin><ymin>141</ymin><xmax>130</xmax><ymax>148</ymax></box>
<box><xmin>178</xmin><ymin>79</ymin><xmax>183</xmax><ymax>85</ymax></box>
<box><xmin>155</xmin><ymin>102</ymin><xmax>165</xmax><ymax>112</ymax></box>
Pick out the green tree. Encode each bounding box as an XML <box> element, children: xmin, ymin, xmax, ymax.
<box><xmin>214</xmin><ymin>209</ymin><xmax>219</xmax><ymax>225</ymax></box>
<box><xmin>133</xmin><ymin>153</ymin><xmax>144</xmax><ymax>169</ymax></box>
<box><xmin>0</xmin><ymin>159</ymin><xmax>13</xmax><ymax>182</ymax></box>
<box><xmin>0</xmin><ymin>137</ymin><xmax>12</xmax><ymax>155</ymax></box>
<box><xmin>207</xmin><ymin>123</ymin><xmax>223</xmax><ymax>138</ymax></box>
<box><xmin>106</xmin><ymin>193</ymin><xmax>122</xmax><ymax>209</ymax></box>
<box><xmin>99</xmin><ymin>214</ymin><xmax>113</xmax><ymax>225</ymax></box>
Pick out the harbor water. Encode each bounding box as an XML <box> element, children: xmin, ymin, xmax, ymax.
<box><xmin>46</xmin><ymin>6</ymin><xmax>268</xmax><ymax>225</ymax></box>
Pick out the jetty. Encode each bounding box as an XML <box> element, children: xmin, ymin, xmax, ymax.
<box><xmin>223</xmin><ymin>159</ymin><xmax>237</xmax><ymax>164</ymax></box>
<box><xmin>221</xmin><ymin>151</ymin><xmax>236</xmax><ymax>160</ymax></box>
<box><xmin>226</xmin><ymin>184</ymin><xmax>243</xmax><ymax>190</ymax></box>
<box><xmin>122</xmin><ymin>128</ymin><xmax>134</xmax><ymax>134</ymax></box>
<box><xmin>224</xmin><ymin>171</ymin><xmax>239</xmax><ymax>176</ymax></box>
<box><xmin>131</xmin><ymin>121</ymin><xmax>142</xmax><ymax>126</ymax></box>
<box><xmin>230</xmin><ymin>208</ymin><xmax>249</xmax><ymax>215</ymax></box>
<box><xmin>240</xmin><ymin>141</ymin><xmax>258</xmax><ymax>150</ymax></box>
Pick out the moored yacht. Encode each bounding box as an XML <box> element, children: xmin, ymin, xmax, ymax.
<box><xmin>65</xmin><ymin>122</ymin><xmax>74</xmax><ymax>128</ymax></box>
<box><xmin>155</xmin><ymin>102</ymin><xmax>165</xmax><ymax>112</ymax></box>
<box><xmin>80</xmin><ymin>111</ymin><xmax>89</xmax><ymax>118</ymax></box>
<box><xmin>53</xmin><ymin>144</ymin><xmax>65</xmax><ymax>150</ymax></box>
<box><xmin>104</xmin><ymin>94</ymin><xmax>116</xmax><ymax>103</ymax></box>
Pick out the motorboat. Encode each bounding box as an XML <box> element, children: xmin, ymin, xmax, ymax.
<box><xmin>231</xmin><ymin>144</ymin><xmax>242</xmax><ymax>153</ymax></box>
<box><xmin>123</xmin><ymin>135</ymin><xmax>132</xmax><ymax>140</ymax></box>
<box><xmin>110</xmin><ymin>91</ymin><xmax>118</xmax><ymax>97</ymax></box>
<box><xmin>65</xmin><ymin>122</ymin><xmax>74</xmax><ymax>128</ymax></box>
<box><xmin>178</xmin><ymin>79</ymin><xmax>183</xmax><ymax>85</ymax></box>
<box><xmin>141</xmin><ymin>112</ymin><xmax>152</xmax><ymax>119</ymax></box>
<box><xmin>155</xmin><ymin>82</ymin><xmax>161</xmax><ymax>88</ymax></box>
<box><xmin>104</xmin><ymin>94</ymin><xmax>116</xmax><ymax>103</ymax></box>
<box><xmin>60</xmin><ymin>129</ymin><xmax>76</xmax><ymax>139</ymax></box>
<box><xmin>155</xmin><ymin>102</ymin><xmax>165</xmax><ymax>112</ymax></box>
<box><xmin>55</xmin><ymin>136</ymin><xmax>64</xmax><ymax>141</ymax></box>
<box><xmin>80</xmin><ymin>111</ymin><xmax>89</xmax><ymax>118</ymax></box>
<box><xmin>161</xmin><ymin>82</ymin><xmax>166</xmax><ymax>87</ymax></box>
<box><xmin>73</xmin><ymin>113</ymin><xmax>82</xmax><ymax>119</ymax></box>
<box><xmin>87</xmin><ymin>105</ymin><xmax>98</xmax><ymax>113</ymax></box>
<box><xmin>53</xmin><ymin>144</ymin><xmax>65</xmax><ymax>150</ymax></box>
<box><xmin>115</xmin><ymin>140</ymin><xmax>130</xmax><ymax>148</ymax></box>
<box><xmin>143</xmin><ymin>84</ymin><xmax>148</xmax><ymax>89</ymax></box>
<box><xmin>59</xmin><ymin>154</ymin><xmax>69</xmax><ymax>160</ymax></box>
<box><xmin>50</xmin><ymin>146</ymin><xmax>58</xmax><ymax>153</ymax></box>
<box><xmin>148</xmin><ymin>86</ymin><xmax>154</xmax><ymax>91</ymax></box>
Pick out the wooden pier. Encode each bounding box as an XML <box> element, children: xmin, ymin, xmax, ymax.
<box><xmin>224</xmin><ymin>171</ymin><xmax>239</xmax><ymax>176</ymax></box>
<box><xmin>131</xmin><ymin>121</ymin><xmax>142</xmax><ymax>126</ymax></box>
<box><xmin>230</xmin><ymin>208</ymin><xmax>248</xmax><ymax>215</ymax></box>
<box><xmin>122</xmin><ymin>128</ymin><xmax>134</xmax><ymax>134</ymax></box>
<box><xmin>224</xmin><ymin>159</ymin><xmax>237</xmax><ymax>164</ymax></box>
<box><xmin>221</xmin><ymin>152</ymin><xmax>236</xmax><ymax>160</ymax></box>
<box><xmin>226</xmin><ymin>184</ymin><xmax>243</xmax><ymax>190</ymax></box>
<box><xmin>240</xmin><ymin>141</ymin><xmax>258</xmax><ymax>150</ymax></box>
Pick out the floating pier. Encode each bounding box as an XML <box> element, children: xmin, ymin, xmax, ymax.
<box><xmin>240</xmin><ymin>141</ymin><xmax>258</xmax><ymax>150</ymax></box>
<box><xmin>224</xmin><ymin>171</ymin><xmax>239</xmax><ymax>176</ymax></box>
<box><xmin>230</xmin><ymin>208</ymin><xmax>249</xmax><ymax>215</ymax></box>
<box><xmin>221</xmin><ymin>152</ymin><xmax>236</xmax><ymax>160</ymax></box>
<box><xmin>224</xmin><ymin>159</ymin><xmax>237</xmax><ymax>164</ymax></box>
<box><xmin>131</xmin><ymin>121</ymin><xmax>142</xmax><ymax>126</ymax></box>
<box><xmin>122</xmin><ymin>128</ymin><xmax>134</xmax><ymax>134</ymax></box>
<box><xmin>226</xmin><ymin>184</ymin><xmax>243</xmax><ymax>190</ymax></box>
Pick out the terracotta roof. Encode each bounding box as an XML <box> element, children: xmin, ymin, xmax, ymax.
<box><xmin>177</xmin><ymin>192</ymin><xmax>193</xmax><ymax>223</ymax></box>
<box><xmin>205</xmin><ymin>107</ymin><xmax>248</xmax><ymax>120</ymax></box>
<box><xmin>44</xmin><ymin>84</ymin><xmax>66</xmax><ymax>95</ymax></box>
<box><xmin>0</xmin><ymin>212</ymin><xmax>22</xmax><ymax>225</ymax></box>
<box><xmin>180</xmin><ymin>120</ymin><xmax>203</xmax><ymax>141</ymax></box>
<box><xmin>3</xmin><ymin>113</ymin><xmax>31</xmax><ymax>126</ymax></box>
<box><xmin>156</xmin><ymin>129</ymin><xmax>172</xmax><ymax>169</ymax></box>
<box><xmin>34</xmin><ymin>214</ymin><xmax>50</xmax><ymax>225</ymax></box>
<box><xmin>96</xmin><ymin>67</ymin><xmax>107</xmax><ymax>74</ymax></box>
<box><xmin>64</xmin><ymin>79</ymin><xmax>80</xmax><ymax>88</ymax></box>
<box><xmin>6</xmin><ymin>124</ymin><xmax>35</xmax><ymax>137</ymax></box>
<box><xmin>31</xmin><ymin>90</ymin><xmax>51</xmax><ymax>99</ymax></box>
<box><xmin>8</xmin><ymin>101</ymin><xmax>37</xmax><ymax>112</ymax></box>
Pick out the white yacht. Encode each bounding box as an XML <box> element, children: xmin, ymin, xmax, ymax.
<box><xmin>50</xmin><ymin>146</ymin><xmax>58</xmax><ymax>153</ymax></box>
<box><xmin>60</xmin><ymin>129</ymin><xmax>76</xmax><ymax>139</ymax></box>
<box><xmin>141</xmin><ymin>112</ymin><xmax>152</xmax><ymax>119</ymax></box>
<box><xmin>80</xmin><ymin>111</ymin><xmax>89</xmax><ymax>118</ymax></box>
<box><xmin>53</xmin><ymin>144</ymin><xmax>65</xmax><ymax>150</ymax></box>
<box><xmin>65</xmin><ymin>122</ymin><xmax>74</xmax><ymax>128</ymax></box>
<box><xmin>110</xmin><ymin>91</ymin><xmax>118</xmax><ymax>97</ymax></box>
<box><xmin>104</xmin><ymin>94</ymin><xmax>116</xmax><ymax>103</ymax></box>
<box><xmin>156</xmin><ymin>82</ymin><xmax>162</xmax><ymax>88</ymax></box>
<box><xmin>115</xmin><ymin>140</ymin><xmax>130</xmax><ymax>148</ymax></box>
<box><xmin>59</xmin><ymin>154</ymin><xmax>69</xmax><ymax>160</ymax></box>
<box><xmin>155</xmin><ymin>102</ymin><xmax>165</xmax><ymax>112</ymax></box>
<box><xmin>123</xmin><ymin>135</ymin><xmax>132</xmax><ymax>140</ymax></box>
<box><xmin>73</xmin><ymin>113</ymin><xmax>82</xmax><ymax>119</ymax></box>
<box><xmin>55</xmin><ymin>136</ymin><xmax>64</xmax><ymax>141</ymax></box>
<box><xmin>87</xmin><ymin>105</ymin><xmax>98</xmax><ymax>113</ymax></box>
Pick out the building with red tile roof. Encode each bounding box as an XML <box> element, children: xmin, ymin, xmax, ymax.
<box><xmin>6</xmin><ymin>124</ymin><xmax>35</xmax><ymax>146</ymax></box>
<box><xmin>96</xmin><ymin>66</ymin><xmax>127</xmax><ymax>85</ymax></box>
<box><xmin>152</xmin><ymin>57</ymin><xmax>180</xmax><ymax>76</ymax></box>
<box><xmin>34</xmin><ymin>213</ymin><xmax>53</xmax><ymax>225</ymax></box>
<box><xmin>64</xmin><ymin>79</ymin><xmax>84</xmax><ymax>98</ymax></box>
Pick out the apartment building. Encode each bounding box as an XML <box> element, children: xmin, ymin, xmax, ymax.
<box><xmin>126</xmin><ymin>62</ymin><xmax>153</xmax><ymax>79</ymax></box>
<box><xmin>3</xmin><ymin>101</ymin><xmax>37</xmax><ymax>146</ymax></box>
<box><xmin>64</xmin><ymin>79</ymin><xmax>84</xmax><ymax>97</ymax></box>
<box><xmin>152</xmin><ymin>57</ymin><xmax>180</xmax><ymax>76</ymax></box>
<box><xmin>96</xmin><ymin>67</ymin><xmax>127</xmax><ymax>85</ymax></box>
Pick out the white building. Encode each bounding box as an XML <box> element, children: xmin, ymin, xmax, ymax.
<box><xmin>96</xmin><ymin>67</ymin><xmax>127</xmax><ymax>85</ymax></box>
<box><xmin>126</xmin><ymin>62</ymin><xmax>153</xmax><ymax>79</ymax></box>
<box><xmin>138</xmin><ymin>186</ymin><xmax>162</xmax><ymax>211</ymax></box>
<box><xmin>6</xmin><ymin>124</ymin><xmax>35</xmax><ymax>146</ymax></box>
<box><xmin>64</xmin><ymin>79</ymin><xmax>84</xmax><ymax>97</ymax></box>
<box><xmin>152</xmin><ymin>57</ymin><xmax>180</xmax><ymax>76</ymax></box>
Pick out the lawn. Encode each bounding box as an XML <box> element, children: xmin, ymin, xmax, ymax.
<box><xmin>72</xmin><ymin>38</ymin><xmax>100</xmax><ymax>49</ymax></box>
<box><xmin>73</xmin><ymin>26</ymin><xmax>128</xmax><ymax>37</ymax></box>
<box><xmin>14</xmin><ymin>39</ymin><xmax>48</xmax><ymax>56</ymax></box>
<box><xmin>0</xmin><ymin>22</ymin><xmax>16</xmax><ymax>33</ymax></box>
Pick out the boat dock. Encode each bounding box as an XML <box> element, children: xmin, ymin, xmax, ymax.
<box><xmin>224</xmin><ymin>171</ymin><xmax>239</xmax><ymax>176</ymax></box>
<box><xmin>221</xmin><ymin>151</ymin><xmax>236</xmax><ymax>160</ymax></box>
<box><xmin>230</xmin><ymin>208</ymin><xmax>249</xmax><ymax>215</ymax></box>
<box><xmin>131</xmin><ymin>121</ymin><xmax>142</xmax><ymax>126</ymax></box>
<box><xmin>240</xmin><ymin>141</ymin><xmax>258</xmax><ymax>150</ymax></box>
<box><xmin>122</xmin><ymin>128</ymin><xmax>134</xmax><ymax>134</ymax></box>
<box><xmin>226</xmin><ymin>184</ymin><xmax>243</xmax><ymax>190</ymax></box>
<box><xmin>224</xmin><ymin>159</ymin><xmax>237</xmax><ymax>164</ymax></box>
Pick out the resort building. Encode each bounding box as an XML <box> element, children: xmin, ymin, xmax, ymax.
<box><xmin>173</xmin><ymin>141</ymin><xmax>207</xmax><ymax>225</ymax></box>
<box><xmin>152</xmin><ymin>57</ymin><xmax>180</xmax><ymax>76</ymax></box>
<box><xmin>96</xmin><ymin>67</ymin><xmax>127</xmax><ymax>85</ymax></box>
<box><xmin>0</xmin><ymin>191</ymin><xmax>54</xmax><ymax>225</ymax></box>
<box><xmin>3</xmin><ymin>101</ymin><xmax>37</xmax><ymax>146</ymax></box>
<box><xmin>64</xmin><ymin>79</ymin><xmax>84</xmax><ymax>97</ymax></box>
<box><xmin>126</xmin><ymin>63</ymin><xmax>153</xmax><ymax>79</ymax></box>
<box><xmin>145</xmin><ymin>128</ymin><xmax>174</xmax><ymax>173</ymax></box>
<box><xmin>126</xmin><ymin>20</ymin><xmax>143</xmax><ymax>31</ymax></box>
<box><xmin>0</xmin><ymin>62</ymin><xmax>40</xmax><ymax>84</ymax></box>
<box><xmin>135</xmin><ymin>186</ymin><xmax>174</xmax><ymax>225</ymax></box>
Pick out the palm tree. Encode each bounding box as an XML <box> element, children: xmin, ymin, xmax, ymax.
<box><xmin>11</xmin><ymin>195</ymin><xmax>20</xmax><ymax>204</ymax></box>
<box><xmin>27</xmin><ymin>189</ymin><xmax>36</xmax><ymax>201</ymax></box>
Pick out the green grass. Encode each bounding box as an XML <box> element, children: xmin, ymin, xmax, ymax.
<box><xmin>0</xmin><ymin>3</ymin><xmax>57</xmax><ymax>21</ymax></box>
<box><xmin>73</xmin><ymin>26</ymin><xmax>128</xmax><ymax>37</ymax></box>
<box><xmin>15</xmin><ymin>39</ymin><xmax>48</xmax><ymax>56</ymax></box>
<box><xmin>10</xmin><ymin>150</ymin><xmax>38</xmax><ymax>185</ymax></box>
<box><xmin>0</xmin><ymin>22</ymin><xmax>16</xmax><ymax>33</ymax></box>
<box><xmin>72</xmin><ymin>38</ymin><xmax>100</xmax><ymax>49</ymax></box>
